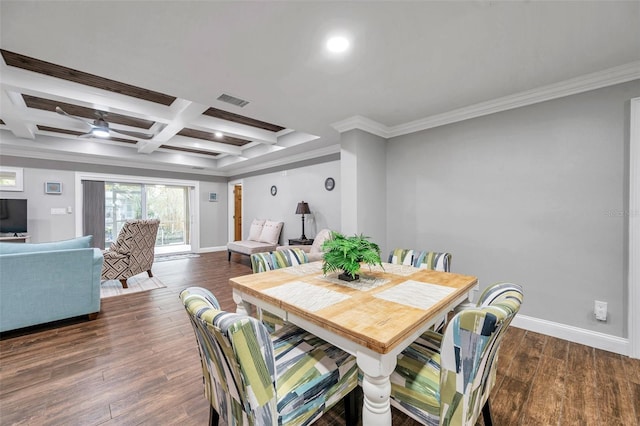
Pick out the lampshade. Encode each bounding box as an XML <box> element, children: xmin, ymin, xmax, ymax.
<box><xmin>295</xmin><ymin>201</ymin><xmax>310</xmax><ymax>215</ymax></box>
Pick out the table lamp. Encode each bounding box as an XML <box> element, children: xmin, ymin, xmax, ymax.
<box><xmin>295</xmin><ymin>201</ymin><xmax>311</xmax><ymax>240</ymax></box>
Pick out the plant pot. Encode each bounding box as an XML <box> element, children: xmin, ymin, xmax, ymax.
<box><xmin>338</xmin><ymin>272</ymin><xmax>359</xmax><ymax>282</ymax></box>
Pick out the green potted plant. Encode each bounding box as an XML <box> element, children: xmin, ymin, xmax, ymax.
<box><xmin>321</xmin><ymin>232</ymin><xmax>383</xmax><ymax>281</ymax></box>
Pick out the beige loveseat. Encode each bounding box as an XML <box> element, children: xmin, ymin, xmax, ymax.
<box><xmin>227</xmin><ymin>219</ymin><xmax>284</xmax><ymax>262</ymax></box>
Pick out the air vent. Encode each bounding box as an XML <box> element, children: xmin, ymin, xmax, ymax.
<box><xmin>217</xmin><ymin>93</ymin><xmax>249</xmax><ymax>108</ymax></box>
<box><xmin>192</xmin><ymin>166</ymin><xmax>205</xmax><ymax>170</ymax></box>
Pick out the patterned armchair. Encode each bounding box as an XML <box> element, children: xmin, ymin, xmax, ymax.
<box><xmin>388</xmin><ymin>248</ymin><xmax>452</xmax><ymax>272</ymax></box>
<box><xmin>101</xmin><ymin>219</ymin><xmax>160</xmax><ymax>288</ymax></box>
<box><xmin>250</xmin><ymin>248</ymin><xmax>309</xmax><ymax>331</ymax></box>
<box><xmin>179</xmin><ymin>287</ymin><xmax>358</xmax><ymax>426</ymax></box>
<box><xmin>390</xmin><ymin>282</ymin><xmax>523</xmax><ymax>425</ymax></box>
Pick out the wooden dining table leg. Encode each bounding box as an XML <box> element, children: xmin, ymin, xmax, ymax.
<box><xmin>357</xmin><ymin>351</ymin><xmax>396</xmax><ymax>426</ymax></box>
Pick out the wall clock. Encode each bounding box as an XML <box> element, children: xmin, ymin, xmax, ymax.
<box><xmin>270</xmin><ymin>185</ymin><xmax>277</xmax><ymax>196</ymax></box>
<box><xmin>324</xmin><ymin>177</ymin><xmax>335</xmax><ymax>191</ymax></box>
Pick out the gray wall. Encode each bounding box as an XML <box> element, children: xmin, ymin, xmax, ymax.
<box><xmin>387</xmin><ymin>80</ymin><xmax>640</xmax><ymax>338</ymax></box>
<box><xmin>0</xmin><ymin>157</ymin><xmax>230</xmax><ymax>248</ymax></box>
<box><xmin>241</xmin><ymin>160</ymin><xmax>340</xmax><ymax>243</ymax></box>
<box><xmin>0</xmin><ymin>168</ymin><xmax>76</xmax><ymax>243</ymax></box>
<box><xmin>198</xmin><ymin>180</ymin><xmax>229</xmax><ymax>249</ymax></box>
<box><xmin>341</xmin><ymin>129</ymin><xmax>388</xmax><ymax>250</ymax></box>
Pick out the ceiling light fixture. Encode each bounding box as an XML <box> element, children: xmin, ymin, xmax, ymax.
<box><xmin>91</xmin><ymin>128</ymin><xmax>110</xmax><ymax>138</ymax></box>
<box><xmin>326</xmin><ymin>36</ymin><xmax>350</xmax><ymax>53</ymax></box>
<box><xmin>214</xmin><ymin>131</ymin><xmax>223</xmax><ymax>138</ymax></box>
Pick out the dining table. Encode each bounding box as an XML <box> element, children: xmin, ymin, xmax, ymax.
<box><xmin>229</xmin><ymin>261</ymin><xmax>479</xmax><ymax>426</ymax></box>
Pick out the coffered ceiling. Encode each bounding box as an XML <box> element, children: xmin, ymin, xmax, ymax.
<box><xmin>1</xmin><ymin>1</ymin><xmax>639</xmax><ymax>177</ymax></box>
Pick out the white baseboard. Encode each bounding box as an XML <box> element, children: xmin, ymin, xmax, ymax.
<box><xmin>511</xmin><ymin>314</ymin><xmax>629</xmax><ymax>356</ymax></box>
<box><xmin>198</xmin><ymin>246</ymin><xmax>227</xmax><ymax>253</ymax></box>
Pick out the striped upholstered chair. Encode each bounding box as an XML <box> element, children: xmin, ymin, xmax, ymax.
<box><xmin>250</xmin><ymin>247</ymin><xmax>308</xmax><ymax>273</ymax></box>
<box><xmin>180</xmin><ymin>287</ymin><xmax>358</xmax><ymax>426</ymax></box>
<box><xmin>101</xmin><ymin>219</ymin><xmax>160</xmax><ymax>288</ymax></box>
<box><xmin>250</xmin><ymin>248</ymin><xmax>309</xmax><ymax>332</ymax></box>
<box><xmin>389</xmin><ymin>248</ymin><xmax>453</xmax><ymax>330</ymax></box>
<box><xmin>390</xmin><ymin>282</ymin><xmax>523</xmax><ymax>425</ymax></box>
<box><xmin>388</xmin><ymin>248</ymin><xmax>452</xmax><ymax>272</ymax></box>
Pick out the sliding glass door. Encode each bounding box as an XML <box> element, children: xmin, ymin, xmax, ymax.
<box><xmin>105</xmin><ymin>182</ymin><xmax>190</xmax><ymax>253</ymax></box>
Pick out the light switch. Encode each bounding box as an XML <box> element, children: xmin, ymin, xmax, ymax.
<box><xmin>51</xmin><ymin>208</ymin><xmax>66</xmax><ymax>215</ymax></box>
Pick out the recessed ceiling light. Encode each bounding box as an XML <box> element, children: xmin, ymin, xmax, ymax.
<box><xmin>326</xmin><ymin>36</ymin><xmax>350</xmax><ymax>53</ymax></box>
<box><xmin>214</xmin><ymin>131</ymin><xmax>223</xmax><ymax>138</ymax></box>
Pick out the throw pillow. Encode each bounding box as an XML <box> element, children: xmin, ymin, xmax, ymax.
<box><xmin>259</xmin><ymin>220</ymin><xmax>283</xmax><ymax>245</ymax></box>
<box><xmin>248</xmin><ymin>219</ymin><xmax>266</xmax><ymax>241</ymax></box>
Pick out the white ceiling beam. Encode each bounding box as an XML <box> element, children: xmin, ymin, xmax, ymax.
<box><xmin>137</xmin><ymin>100</ymin><xmax>210</xmax><ymax>153</ymax></box>
<box><xmin>0</xmin><ymin>87</ymin><xmax>35</xmax><ymax>139</ymax></box>
<box><xmin>190</xmin><ymin>115</ymin><xmax>278</xmax><ymax>145</ymax></box>
<box><xmin>0</xmin><ymin>64</ymin><xmax>171</xmax><ymax>122</ymax></box>
<box><xmin>157</xmin><ymin>134</ymin><xmax>242</xmax><ymax>156</ymax></box>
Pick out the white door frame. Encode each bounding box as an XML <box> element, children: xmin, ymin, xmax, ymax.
<box><xmin>630</xmin><ymin>97</ymin><xmax>640</xmax><ymax>359</ymax></box>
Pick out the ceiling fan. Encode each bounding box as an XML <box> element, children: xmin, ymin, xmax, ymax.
<box><xmin>55</xmin><ymin>106</ymin><xmax>154</xmax><ymax>140</ymax></box>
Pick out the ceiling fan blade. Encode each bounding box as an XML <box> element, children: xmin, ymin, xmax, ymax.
<box><xmin>55</xmin><ymin>106</ymin><xmax>92</xmax><ymax>127</ymax></box>
<box><xmin>109</xmin><ymin>128</ymin><xmax>154</xmax><ymax>140</ymax></box>
<box><xmin>79</xmin><ymin>132</ymin><xmax>94</xmax><ymax>138</ymax></box>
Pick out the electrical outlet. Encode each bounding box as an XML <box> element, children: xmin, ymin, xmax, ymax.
<box><xmin>594</xmin><ymin>300</ymin><xmax>607</xmax><ymax>321</ymax></box>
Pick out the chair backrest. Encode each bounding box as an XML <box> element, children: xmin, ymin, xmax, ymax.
<box><xmin>438</xmin><ymin>283</ymin><xmax>523</xmax><ymax>425</ymax></box>
<box><xmin>387</xmin><ymin>248</ymin><xmax>452</xmax><ymax>272</ymax></box>
<box><xmin>110</xmin><ymin>219</ymin><xmax>160</xmax><ymax>272</ymax></box>
<box><xmin>180</xmin><ymin>287</ymin><xmax>278</xmax><ymax>425</ymax></box>
<box><xmin>250</xmin><ymin>248</ymin><xmax>308</xmax><ymax>273</ymax></box>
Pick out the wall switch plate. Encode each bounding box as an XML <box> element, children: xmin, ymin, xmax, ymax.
<box><xmin>594</xmin><ymin>300</ymin><xmax>607</xmax><ymax>321</ymax></box>
<box><xmin>51</xmin><ymin>207</ymin><xmax>66</xmax><ymax>215</ymax></box>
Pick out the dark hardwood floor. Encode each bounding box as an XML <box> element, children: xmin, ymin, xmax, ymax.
<box><xmin>1</xmin><ymin>251</ymin><xmax>638</xmax><ymax>425</ymax></box>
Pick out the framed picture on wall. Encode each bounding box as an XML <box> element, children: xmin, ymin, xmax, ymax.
<box><xmin>209</xmin><ymin>192</ymin><xmax>218</xmax><ymax>202</ymax></box>
<box><xmin>45</xmin><ymin>181</ymin><xmax>62</xmax><ymax>194</ymax></box>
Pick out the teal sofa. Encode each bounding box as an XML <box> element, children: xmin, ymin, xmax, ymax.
<box><xmin>0</xmin><ymin>236</ymin><xmax>104</xmax><ymax>333</ymax></box>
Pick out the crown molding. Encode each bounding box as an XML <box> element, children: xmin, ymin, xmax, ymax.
<box><xmin>332</xmin><ymin>61</ymin><xmax>640</xmax><ymax>139</ymax></box>
<box><xmin>223</xmin><ymin>144</ymin><xmax>341</xmax><ymax>177</ymax></box>
<box><xmin>331</xmin><ymin>115</ymin><xmax>390</xmax><ymax>139</ymax></box>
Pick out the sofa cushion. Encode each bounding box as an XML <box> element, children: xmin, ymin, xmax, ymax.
<box><xmin>248</xmin><ymin>219</ymin><xmax>266</xmax><ymax>241</ymax></box>
<box><xmin>259</xmin><ymin>220</ymin><xmax>283</xmax><ymax>245</ymax></box>
<box><xmin>228</xmin><ymin>240</ymin><xmax>278</xmax><ymax>255</ymax></box>
<box><xmin>0</xmin><ymin>235</ymin><xmax>93</xmax><ymax>255</ymax></box>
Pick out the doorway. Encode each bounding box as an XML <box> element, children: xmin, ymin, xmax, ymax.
<box><xmin>228</xmin><ymin>180</ymin><xmax>243</xmax><ymax>243</ymax></box>
<box><xmin>234</xmin><ymin>184</ymin><xmax>242</xmax><ymax>241</ymax></box>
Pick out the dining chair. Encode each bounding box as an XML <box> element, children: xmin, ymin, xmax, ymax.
<box><xmin>388</xmin><ymin>248</ymin><xmax>452</xmax><ymax>272</ymax></box>
<box><xmin>180</xmin><ymin>286</ymin><xmax>359</xmax><ymax>426</ymax></box>
<box><xmin>250</xmin><ymin>247</ymin><xmax>308</xmax><ymax>273</ymax></box>
<box><xmin>389</xmin><ymin>248</ymin><xmax>453</xmax><ymax>330</ymax></box>
<box><xmin>250</xmin><ymin>248</ymin><xmax>308</xmax><ymax>332</ymax></box>
<box><xmin>390</xmin><ymin>282</ymin><xmax>523</xmax><ymax>426</ymax></box>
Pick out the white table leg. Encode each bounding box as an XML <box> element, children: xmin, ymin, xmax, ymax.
<box><xmin>232</xmin><ymin>290</ymin><xmax>251</xmax><ymax>316</ymax></box>
<box><xmin>357</xmin><ymin>351</ymin><xmax>397</xmax><ymax>426</ymax></box>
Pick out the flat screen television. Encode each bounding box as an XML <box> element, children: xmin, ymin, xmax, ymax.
<box><xmin>0</xmin><ymin>199</ymin><xmax>28</xmax><ymax>235</ymax></box>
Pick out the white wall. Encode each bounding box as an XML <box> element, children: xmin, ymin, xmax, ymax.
<box><xmin>386</xmin><ymin>80</ymin><xmax>640</xmax><ymax>338</ymax></box>
<box><xmin>241</xmin><ymin>160</ymin><xmax>340</xmax><ymax>243</ymax></box>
